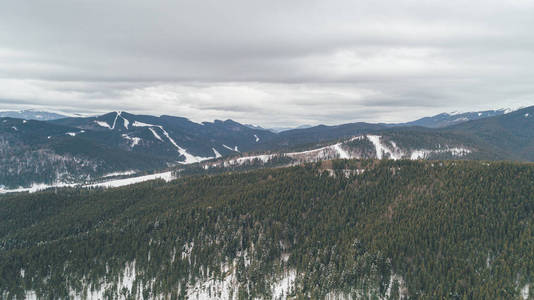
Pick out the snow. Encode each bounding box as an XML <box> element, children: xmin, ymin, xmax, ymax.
<box><xmin>333</xmin><ymin>143</ymin><xmax>350</xmax><ymax>159</ymax></box>
<box><xmin>366</xmin><ymin>135</ymin><xmax>403</xmax><ymax>160</ymax></box>
<box><xmin>102</xmin><ymin>170</ymin><xmax>137</xmax><ymax>178</ymax></box>
<box><xmin>87</xmin><ymin>171</ymin><xmax>175</xmax><ymax>188</ymax></box>
<box><xmin>132</xmin><ymin>121</ymin><xmax>156</xmax><ymax>127</ymax></box>
<box><xmin>122</xmin><ymin>117</ymin><xmax>129</xmax><ymax>129</ymax></box>
<box><xmin>133</xmin><ymin>121</ymin><xmax>213</xmax><ymax>163</ymax></box>
<box><xmin>212</xmin><ymin>148</ymin><xmax>222</xmax><ymax>158</ymax></box>
<box><xmin>254</xmin><ymin>134</ymin><xmax>260</xmax><ymax>142</ymax></box>
<box><xmin>24</xmin><ymin>291</ymin><xmax>37</xmax><ymax>300</ymax></box>
<box><xmin>478</xmin><ymin>112</ymin><xmax>482</xmax><ymax>116</ymax></box>
<box><xmin>94</xmin><ymin>120</ymin><xmax>111</xmax><ymax>129</ymax></box>
<box><xmin>226</xmin><ymin>154</ymin><xmax>276</xmax><ymax>166</ymax></box>
<box><xmin>521</xmin><ymin>284</ymin><xmax>530</xmax><ymax>300</ymax></box>
<box><xmin>525</xmin><ymin>113</ymin><xmax>530</xmax><ymax>118</ymax></box>
<box><xmin>65</xmin><ymin>132</ymin><xmax>77</xmax><ymax>136</ymax></box>
<box><xmin>284</xmin><ymin>138</ymin><xmax>364</xmax><ymax>162</ymax></box>
<box><xmin>148</xmin><ymin>127</ymin><xmax>163</xmax><ymax>141</ymax></box>
<box><xmin>385</xmin><ymin>274</ymin><xmax>407</xmax><ymax>299</ymax></box>
<box><xmin>0</xmin><ymin>171</ymin><xmax>174</xmax><ymax>194</ymax></box>
<box><xmin>122</xmin><ymin>134</ymin><xmax>141</xmax><ymax>147</ymax></box>
<box><xmin>11</xmin><ymin>126</ymin><xmax>17</xmax><ymax>131</ymax></box>
<box><xmin>223</xmin><ymin>144</ymin><xmax>239</xmax><ymax>152</ymax></box>
<box><xmin>0</xmin><ymin>182</ymin><xmax>77</xmax><ymax>194</ymax></box>
<box><xmin>111</xmin><ymin>111</ymin><xmax>121</xmax><ymax>130</ymax></box>
<box><xmin>186</xmin><ymin>265</ymin><xmax>239</xmax><ymax>300</ymax></box>
<box><xmin>410</xmin><ymin>150</ymin><xmax>427</xmax><ymax>160</ymax></box>
<box><xmin>22</xmin><ymin>120</ymin><xmax>27</xmax><ymax>124</ymax></box>
<box><xmin>158</xmin><ymin>126</ymin><xmax>211</xmax><ymax>164</ymax></box>
<box><xmin>271</xmin><ymin>270</ymin><xmax>297</xmax><ymax>299</ymax></box>
<box><xmin>410</xmin><ymin>147</ymin><xmax>471</xmax><ymax>159</ymax></box>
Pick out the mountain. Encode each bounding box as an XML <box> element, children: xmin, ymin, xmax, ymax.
<box><xmin>268</xmin><ymin>124</ymin><xmax>314</xmax><ymax>133</ymax></box>
<box><xmin>51</xmin><ymin>111</ymin><xmax>277</xmax><ymax>159</ymax></box>
<box><xmin>0</xmin><ymin>109</ymin><xmax>68</xmax><ymax>121</ymax></box>
<box><xmin>194</xmin><ymin>108</ymin><xmax>534</xmax><ymax>172</ymax></box>
<box><xmin>0</xmin><ymin>117</ymin><xmax>170</xmax><ymax>189</ymax></box>
<box><xmin>1</xmin><ymin>159</ymin><xmax>533</xmax><ymax>299</ymax></box>
<box><xmin>1</xmin><ymin>107</ymin><xmax>533</xmax><ymax>190</ymax></box>
<box><xmin>0</xmin><ymin>111</ymin><xmax>280</xmax><ymax>189</ymax></box>
<box><xmin>399</xmin><ymin>108</ymin><xmax>515</xmax><ymax>128</ymax></box>
<box><xmin>445</xmin><ymin>106</ymin><xmax>534</xmax><ymax>161</ymax></box>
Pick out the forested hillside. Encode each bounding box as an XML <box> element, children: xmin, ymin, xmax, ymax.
<box><xmin>2</xmin><ymin>106</ymin><xmax>534</xmax><ymax>190</ymax></box>
<box><xmin>1</xmin><ymin>159</ymin><xmax>533</xmax><ymax>299</ymax></box>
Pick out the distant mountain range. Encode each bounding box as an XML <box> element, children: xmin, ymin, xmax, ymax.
<box><xmin>1</xmin><ymin>106</ymin><xmax>532</xmax><ymax>189</ymax></box>
<box><xmin>0</xmin><ymin>109</ymin><xmax>69</xmax><ymax>120</ymax></box>
<box><xmin>398</xmin><ymin>108</ymin><xmax>516</xmax><ymax>128</ymax></box>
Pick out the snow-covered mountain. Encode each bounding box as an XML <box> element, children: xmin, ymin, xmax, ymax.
<box><xmin>0</xmin><ymin>109</ymin><xmax>68</xmax><ymax>121</ymax></box>
<box><xmin>2</xmin><ymin>106</ymin><xmax>534</xmax><ymax>190</ymax></box>
<box><xmin>399</xmin><ymin>108</ymin><xmax>518</xmax><ymax>128</ymax></box>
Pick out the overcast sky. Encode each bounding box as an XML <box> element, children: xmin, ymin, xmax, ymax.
<box><xmin>1</xmin><ymin>0</ymin><xmax>534</xmax><ymax>127</ymax></box>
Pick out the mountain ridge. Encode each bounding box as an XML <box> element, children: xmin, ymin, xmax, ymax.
<box><xmin>1</xmin><ymin>106</ymin><xmax>533</xmax><ymax>190</ymax></box>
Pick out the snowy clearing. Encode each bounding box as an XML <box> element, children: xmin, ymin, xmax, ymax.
<box><xmin>94</xmin><ymin>120</ymin><xmax>111</xmax><ymax>129</ymax></box>
<box><xmin>0</xmin><ymin>171</ymin><xmax>175</xmax><ymax>194</ymax></box>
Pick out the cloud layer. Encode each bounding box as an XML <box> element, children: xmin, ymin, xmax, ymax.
<box><xmin>1</xmin><ymin>0</ymin><xmax>534</xmax><ymax>126</ymax></box>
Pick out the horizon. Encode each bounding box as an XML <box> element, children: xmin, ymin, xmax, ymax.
<box><xmin>0</xmin><ymin>105</ymin><xmax>527</xmax><ymax>129</ymax></box>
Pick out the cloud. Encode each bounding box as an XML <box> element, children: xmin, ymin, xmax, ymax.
<box><xmin>0</xmin><ymin>0</ymin><xmax>533</xmax><ymax>126</ymax></box>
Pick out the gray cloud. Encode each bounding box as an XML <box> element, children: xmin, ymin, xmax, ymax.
<box><xmin>0</xmin><ymin>0</ymin><xmax>533</xmax><ymax>126</ymax></box>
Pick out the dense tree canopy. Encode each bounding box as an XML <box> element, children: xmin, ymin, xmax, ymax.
<box><xmin>1</xmin><ymin>159</ymin><xmax>533</xmax><ymax>299</ymax></box>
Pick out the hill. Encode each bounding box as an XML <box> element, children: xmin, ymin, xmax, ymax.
<box><xmin>1</xmin><ymin>159</ymin><xmax>533</xmax><ymax>299</ymax></box>
<box><xmin>2</xmin><ymin>106</ymin><xmax>534</xmax><ymax>190</ymax></box>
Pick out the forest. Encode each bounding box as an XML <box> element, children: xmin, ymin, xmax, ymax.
<box><xmin>1</xmin><ymin>159</ymin><xmax>534</xmax><ymax>299</ymax></box>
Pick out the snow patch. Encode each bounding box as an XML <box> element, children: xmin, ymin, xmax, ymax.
<box><xmin>271</xmin><ymin>270</ymin><xmax>297</xmax><ymax>299</ymax></box>
<box><xmin>226</xmin><ymin>154</ymin><xmax>276</xmax><ymax>166</ymax></box>
<box><xmin>122</xmin><ymin>116</ymin><xmax>129</xmax><ymax>129</ymax></box>
<box><xmin>525</xmin><ymin>113</ymin><xmax>530</xmax><ymax>118</ymax></box>
<box><xmin>223</xmin><ymin>144</ymin><xmax>239</xmax><ymax>152</ymax></box>
<box><xmin>133</xmin><ymin>121</ymin><xmax>212</xmax><ymax>164</ymax></box>
<box><xmin>0</xmin><ymin>182</ymin><xmax>77</xmax><ymax>194</ymax></box>
<box><xmin>122</xmin><ymin>134</ymin><xmax>141</xmax><ymax>147</ymax></box>
<box><xmin>111</xmin><ymin>111</ymin><xmax>121</xmax><ymax>130</ymax></box>
<box><xmin>1</xmin><ymin>172</ymin><xmax>176</xmax><ymax>194</ymax></box>
<box><xmin>333</xmin><ymin>143</ymin><xmax>350</xmax><ymax>159</ymax></box>
<box><xmin>87</xmin><ymin>171</ymin><xmax>175</xmax><ymax>188</ymax></box>
<box><xmin>366</xmin><ymin>135</ymin><xmax>403</xmax><ymax>160</ymax></box>
<box><xmin>186</xmin><ymin>264</ymin><xmax>239</xmax><ymax>300</ymax></box>
<box><xmin>254</xmin><ymin>134</ymin><xmax>260</xmax><ymax>142</ymax></box>
<box><xmin>132</xmin><ymin>120</ymin><xmax>157</xmax><ymax>127</ymax></box>
<box><xmin>212</xmin><ymin>148</ymin><xmax>222</xmax><ymax>158</ymax></box>
<box><xmin>410</xmin><ymin>147</ymin><xmax>471</xmax><ymax>159</ymax></box>
<box><xmin>102</xmin><ymin>170</ymin><xmax>137</xmax><ymax>178</ymax></box>
<box><xmin>521</xmin><ymin>284</ymin><xmax>530</xmax><ymax>300</ymax></box>
<box><xmin>94</xmin><ymin>120</ymin><xmax>111</xmax><ymax>129</ymax></box>
<box><xmin>11</xmin><ymin>126</ymin><xmax>18</xmax><ymax>131</ymax></box>
<box><xmin>148</xmin><ymin>127</ymin><xmax>163</xmax><ymax>141</ymax></box>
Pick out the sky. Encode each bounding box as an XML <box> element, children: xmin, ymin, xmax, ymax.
<box><xmin>1</xmin><ymin>0</ymin><xmax>534</xmax><ymax>127</ymax></box>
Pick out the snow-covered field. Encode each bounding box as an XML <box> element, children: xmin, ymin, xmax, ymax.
<box><xmin>86</xmin><ymin>171</ymin><xmax>174</xmax><ymax>188</ymax></box>
<box><xmin>0</xmin><ymin>171</ymin><xmax>175</xmax><ymax>194</ymax></box>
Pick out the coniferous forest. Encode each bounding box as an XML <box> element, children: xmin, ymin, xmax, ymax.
<box><xmin>1</xmin><ymin>159</ymin><xmax>534</xmax><ymax>299</ymax></box>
